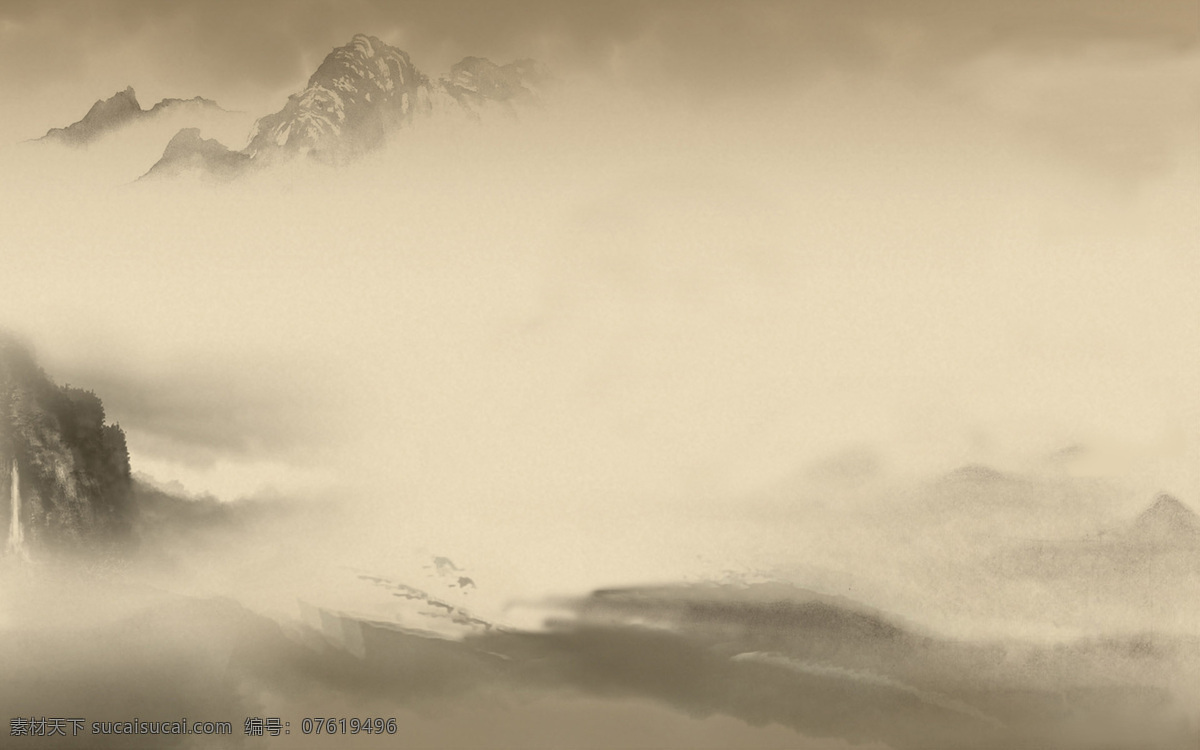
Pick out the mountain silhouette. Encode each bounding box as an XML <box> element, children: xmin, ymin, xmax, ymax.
<box><xmin>1126</xmin><ymin>493</ymin><xmax>1200</xmax><ymax>546</ymax></box>
<box><xmin>141</xmin><ymin>34</ymin><xmax>551</xmax><ymax>179</ymax></box>
<box><xmin>38</xmin><ymin>87</ymin><xmax>229</xmax><ymax>147</ymax></box>
<box><xmin>141</xmin><ymin>127</ymin><xmax>251</xmax><ymax>181</ymax></box>
<box><xmin>245</xmin><ymin>34</ymin><xmax>429</xmax><ymax>163</ymax></box>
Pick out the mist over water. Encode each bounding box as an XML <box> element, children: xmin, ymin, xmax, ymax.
<box><xmin>2</xmin><ymin>21</ymin><xmax>1199</xmax><ymax>746</ymax></box>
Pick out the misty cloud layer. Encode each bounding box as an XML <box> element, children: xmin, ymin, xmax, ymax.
<box><xmin>2</xmin><ymin>7</ymin><xmax>1199</xmax><ymax>746</ymax></box>
<box><xmin>2</xmin><ymin>37</ymin><xmax>1196</xmax><ymax>505</ymax></box>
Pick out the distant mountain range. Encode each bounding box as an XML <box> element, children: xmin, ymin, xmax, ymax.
<box><xmin>1036</xmin><ymin>492</ymin><xmax>1197</xmax><ymax>552</ymax></box>
<box><xmin>37</xmin><ymin>87</ymin><xmax>231</xmax><ymax>147</ymax></box>
<box><xmin>3</xmin><ymin>332</ymin><xmax>1195</xmax><ymax>748</ymax></box>
<box><xmin>986</xmin><ymin>491</ymin><xmax>1200</xmax><ymax>587</ymax></box>
<box><xmin>33</xmin><ymin>34</ymin><xmax>551</xmax><ymax>182</ymax></box>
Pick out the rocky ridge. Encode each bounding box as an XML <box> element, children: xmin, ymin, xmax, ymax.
<box><xmin>39</xmin><ymin>87</ymin><xmax>230</xmax><ymax>147</ymax></box>
<box><xmin>147</xmin><ymin>34</ymin><xmax>551</xmax><ymax>179</ymax></box>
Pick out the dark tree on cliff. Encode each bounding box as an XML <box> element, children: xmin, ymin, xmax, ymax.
<box><xmin>0</xmin><ymin>332</ymin><xmax>133</xmax><ymax>552</ymax></box>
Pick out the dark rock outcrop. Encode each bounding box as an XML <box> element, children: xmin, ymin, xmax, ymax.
<box><xmin>246</xmin><ymin>34</ymin><xmax>429</xmax><ymax>163</ymax></box>
<box><xmin>1</xmin><ymin>334</ymin><xmax>133</xmax><ymax>555</ymax></box>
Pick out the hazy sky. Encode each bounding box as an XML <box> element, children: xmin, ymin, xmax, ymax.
<box><xmin>1</xmin><ymin>1</ymin><xmax>1198</xmax><ymax>591</ymax></box>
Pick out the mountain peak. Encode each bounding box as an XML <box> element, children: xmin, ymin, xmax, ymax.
<box><xmin>348</xmin><ymin>33</ymin><xmax>387</xmax><ymax>55</ymax></box>
<box><xmin>246</xmin><ymin>33</ymin><xmax>427</xmax><ymax>161</ymax></box>
<box><xmin>136</xmin><ymin>34</ymin><xmax>551</xmax><ymax>177</ymax></box>
<box><xmin>140</xmin><ymin>127</ymin><xmax>251</xmax><ymax>182</ymax></box>
<box><xmin>38</xmin><ymin>86</ymin><xmax>231</xmax><ymax>148</ymax></box>
<box><xmin>101</xmin><ymin>86</ymin><xmax>140</xmax><ymax>110</ymax></box>
<box><xmin>37</xmin><ymin>86</ymin><xmax>143</xmax><ymax>145</ymax></box>
<box><xmin>444</xmin><ymin>56</ymin><xmax>551</xmax><ymax>105</ymax></box>
<box><xmin>1129</xmin><ymin>493</ymin><xmax>1200</xmax><ymax>544</ymax></box>
<box><xmin>79</xmin><ymin>87</ymin><xmax>142</xmax><ymax>124</ymax></box>
<box><xmin>147</xmin><ymin>95</ymin><xmax>226</xmax><ymax>115</ymax></box>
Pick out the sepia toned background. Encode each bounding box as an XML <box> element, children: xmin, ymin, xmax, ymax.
<box><xmin>0</xmin><ymin>2</ymin><xmax>1197</xmax><ymax>747</ymax></box>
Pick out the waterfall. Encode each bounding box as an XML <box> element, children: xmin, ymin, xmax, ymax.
<box><xmin>6</xmin><ymin>458</ymin><xmax>27</xmax><ymax>560</ymax></box>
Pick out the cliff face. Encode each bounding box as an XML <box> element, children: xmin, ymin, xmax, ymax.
<box><xmin>245</xmin><ymin>34</ymin><xmax>430</xmax><ymax>163</ymax></box>
<box><xmin>1</xmin><ymin>335</ymin><xmax>132</xmax><ymax>556</ymax></box>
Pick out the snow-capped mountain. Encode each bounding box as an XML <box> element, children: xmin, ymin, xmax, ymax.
<box><xmin>143</xmin><ymin>34</ymin><xmax>552</xmax><ymax>180</ymax></box>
